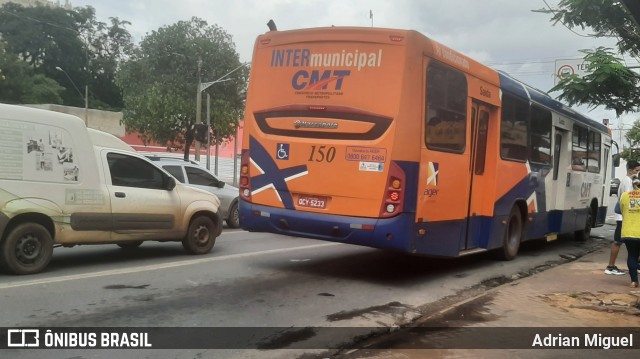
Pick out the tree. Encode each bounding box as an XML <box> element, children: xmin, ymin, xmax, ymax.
<box><xmin>73</xmin><ymin>7</ymin><xmax>134</xmax><ymax>110</ymax></box>
<box><xmin>0</xmin><ymin>3</ymin><xmax>133</xmax><ymax>109</ymax></box>
<box><xmin>551</xmin><ymin>47</ymin><xmax>640</xmax><ymax>117</ymax></box>
<box><xmin>621</xmin><ymin>119</ymin><xmax>640</xmax><ymax>161</ymax></box>
<box><xmin>116</xmin><ymin>17</ymin><xmax>248</xmax><ymax>152</ymax></box>
<box><xmin>538</xmin><ymin>0</ymin><xmax>640</xmax><ymax>116</ymax></box>
<box><xmin>0</xmin><ymin>40</ymin><xmax>64</xmax><ymax>104</ymax></box>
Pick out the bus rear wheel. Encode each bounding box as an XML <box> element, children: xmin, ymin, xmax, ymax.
<box><xmin>496</xmin><ymin>207</ymin><xmax>522</xmax><ymax>261</ymax></box>
<box><xmin>575</xmin><ymin>211</ymin><xmax>592</xmax><ymax>242</ymax></box>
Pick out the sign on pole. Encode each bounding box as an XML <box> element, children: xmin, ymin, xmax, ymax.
<box><xmin>554</xmin><ymin>58</ymin><xmax>593</xmax><ymax>85</ymax></box>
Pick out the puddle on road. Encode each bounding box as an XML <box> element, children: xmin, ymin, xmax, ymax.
<box><xmin>333</xmin><ymin>294</ymin><xmax>499</xmax><ymax>351</ymax></box>
<box><xmin>419</xmin><ymin>294</ymin><xmax>499</xmax><ymax>327</ymax></box>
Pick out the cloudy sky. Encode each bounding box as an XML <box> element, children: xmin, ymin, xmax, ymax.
<box><xmin>71</xmin><ymin>0</ymin><xmax>638</xmax><ymax>130</ymax></box>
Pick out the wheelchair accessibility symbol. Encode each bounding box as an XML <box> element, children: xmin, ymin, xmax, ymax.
<box><xmin>276</xmin><ymin>143</ymin><xmax>289</xmax><ymax>160</ymax></box>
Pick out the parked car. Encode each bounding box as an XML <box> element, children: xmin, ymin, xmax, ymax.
<box><xmin>151</xmin><ymin>159</ymin><xmax>240</xmax><ymax>228</ymax></box>
<box><xmin>146</xmin><ymin>154</ymin><xmax>201</xmax><ymax>165</ymax></box>
<box><xmin>0</xmin><ymin>104</ymin><xmax>222</xmax><ymax>274</ymax></box>
<box><xmin>610</xmin><ymin>178</ymin><xmax>621</xmax><ymax>196</ymax></box>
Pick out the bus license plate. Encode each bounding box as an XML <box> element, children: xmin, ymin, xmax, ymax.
<box><xmin>297</xmin><ymin>195</ymin><xmax>328</xmax><ymax>209</ymax></box>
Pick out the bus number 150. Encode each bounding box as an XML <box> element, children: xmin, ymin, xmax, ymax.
<box><xmin>308</xmin><ymin>146</ymin><xmax>336</xmax><ymax>163</ymax></box>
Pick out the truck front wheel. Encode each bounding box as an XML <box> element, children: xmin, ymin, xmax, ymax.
<box><xmin>182</xmin><ymin>216</ymin><xmax>217</xmax><ymax>254</ymax></box>
<box><xmin>1</xmin><ymin>223</ymin><xmax>53</xmax><ymax>275</ymax></box>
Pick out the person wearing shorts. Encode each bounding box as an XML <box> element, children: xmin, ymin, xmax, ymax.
<box><xmin>606</xmin><ymin>160</ymin><xmax>640</xmax><ymax>275</ymax></box>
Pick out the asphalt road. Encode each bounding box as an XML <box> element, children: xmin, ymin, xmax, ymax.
<box><xmin>0</xmin><ymin>217</ymin><xmax>616</xmax><ymax>359</ymax></box>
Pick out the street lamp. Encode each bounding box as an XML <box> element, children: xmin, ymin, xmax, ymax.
<box><xmin>56</xmin><ymin>66</ymin><xmax>88</xmax><ymax>125</ymax></box>
<box><xmin>198</xmin><ymin>62</ymin><xmax>250</xmax><ymax>172</ymax></box>
<box><xmin>201</xmin><ymin>78</ymin><xmax>232</xmax><ymax>172</ymax></box>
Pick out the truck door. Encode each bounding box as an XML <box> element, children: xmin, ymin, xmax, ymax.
<box><xmin>102</xmin><ymin>151</ymin><xmax>181</xmax><ymax>240</ymax></box>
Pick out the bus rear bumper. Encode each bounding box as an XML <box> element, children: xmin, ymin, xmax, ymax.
<box><xmin>239</xmin><ymin>200</ymin><xmax>415</xmax><ymax>252</ymax></box>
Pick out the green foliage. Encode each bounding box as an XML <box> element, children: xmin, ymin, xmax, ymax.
<box><xmin>540</xmin><ymin>0</ymin><xmax>640</xmax><ymax>55</ymax></box>
<box><xmin>0</xmin><ymin>3</ymin><xmax>133</xmax><ymax>109</ymax></box>
<box><xmin>550</xmin><ymin>47</ymin><xmax>640</xmax><ymax>116</ymax></box>
<box><xmin>539</xmin><ymin>0</ymin><xmax>640</xmax><ymax>115</ymax></box>
<box><xmin>619</xmin><ymin>119</ymin><xmax>640</xmax><ymax>161</ymax></box>
<box><xmin>0</xmin><ymin>40</ymin><xmax>64</xmax><ymax>104</ymax></box>
<box><xmin>116</xmin><ymin>17</ymin><xmax>248</xmax><ymax>149</ymax></box>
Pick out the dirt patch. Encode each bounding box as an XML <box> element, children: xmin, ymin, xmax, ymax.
<box><xmin>541</xmin><ymin>291</ymin><xmax>640</xmax><ymax>324</ymax></box>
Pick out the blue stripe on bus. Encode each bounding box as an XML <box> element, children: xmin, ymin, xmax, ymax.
<box><xmin>240</xmin><ymin>198</ymin><xmax>490</xmax><ymax>257</ymax></box>
<box><xmin>248</xmin><ymin>135</ymin><xmax>308</xmax><ymax>210</ymax></box>
<box><xmin>240</xmin><ymin>198</ymin><xmax>606</xmax><ymax>257</ymax></box>
<box><xmin>240</xmin><ymin>199</ymin><xmax>415</xmax><ymax>252</ymax></box>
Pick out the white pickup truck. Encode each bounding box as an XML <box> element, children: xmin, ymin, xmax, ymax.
<box><xmin>0</xmin><ymin>104</ymin><xmax>222</xmax><ymax>275</ymax></box>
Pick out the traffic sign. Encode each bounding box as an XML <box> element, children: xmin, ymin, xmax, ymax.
<box><xmin>555</xmin><ymin>58</ymin><xmax>592</xmax><ymax>85</ymax></box>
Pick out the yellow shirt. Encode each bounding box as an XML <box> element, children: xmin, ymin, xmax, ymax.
<box><xmin>620</xmin><ymin>189</ymin><xmax>640</xmax><ymax>239</ymax></box>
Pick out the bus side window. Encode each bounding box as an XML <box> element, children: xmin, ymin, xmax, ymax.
<box><xmin>571</xmin><ymin>125</ymin><xmax>588</xmax><ymax>172</ymax></box>
<box><xmin>500</xmin><ymin>95</ymin><xmax>528</xmax><ymax>162</ymax></box>
<box><xmin>425</xmin><ymin>62</ymin><xmax>467</xmax><ymax>153</ymax></box>
<box><xmin>529</xmin><ymin>106</ymin><xmax>552</xmax><ymax>165</ymax></box>
<box><xmin>587</xmin><ymin>131</ymin><xmax>601</xmax><ymax>173</ymax></box>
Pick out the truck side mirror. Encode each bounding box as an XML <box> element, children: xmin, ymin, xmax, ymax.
<box><xmin>217</xmin><ymin>181</ymin><xmax>225</xmax><ymax>189</ymax></box>
<box><xmin>166</xmin><ymin>177</ymin><xmax>177</xmax><ymax>191</ymax></box>
<box><xmin>613</xmin><ymin>154</ymin><xmax>621</xmax><ymax>168</ymax></box>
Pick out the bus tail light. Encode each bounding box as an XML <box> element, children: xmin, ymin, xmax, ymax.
<box><xmin>240</xmin><ymin>151</ymin><xmax>252</xmax><ymax>201</ymax></box>
<box><xmin>380</xmin><ymin>162</ymin><xmax>405</xmax><ymax>218</ymax></box>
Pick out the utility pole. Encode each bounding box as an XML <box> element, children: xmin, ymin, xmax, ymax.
<box><xmin>206</xmin><ymin>93</ymin><xmax>211</xmax><ymax>170</ymax></box>
<box><xmin>195</xmin><ymin>57</ymin><xmax>203</xmax><ymax>162</ymax></box>
<box><xmin>84</xmin><ymin>85</ymin><xmax>88</xmax><ymax>126</ymax></box>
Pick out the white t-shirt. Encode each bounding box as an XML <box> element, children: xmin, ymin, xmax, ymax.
<box><xmin>615</xmin><ymin>175</ymin><xmax>635</xmax><ymax>221</ymax></box>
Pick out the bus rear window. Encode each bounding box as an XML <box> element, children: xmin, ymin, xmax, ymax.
<box><xmin>253</xmin><ymin>106</ymin><xmax>391</xmax><ymax>140</ymax></box>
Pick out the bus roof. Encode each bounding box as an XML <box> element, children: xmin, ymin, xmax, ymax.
<box><xmin>497</xmin><ymin>71</ymin><xmax>608</xmax><ymax>133</ymax></box>
<box><xmin>255</xmin><ymin>26</ymin><xmax>499</xmax><ymax>86</ymax></box>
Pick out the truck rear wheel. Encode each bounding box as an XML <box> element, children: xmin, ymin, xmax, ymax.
<box><xmin>1</xmin><ymin>223</ymin><xmax>53</xmax><ymax>275</ymax></box>
<box><xmin>182</xmin><ymin>216</ymin><xmax>217</xmax><ymax>254</ymax></box>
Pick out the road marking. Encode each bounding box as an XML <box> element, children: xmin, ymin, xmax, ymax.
<box><xmin>0</xmin><ymin>242</ymin><xmax>341</xmax><ymax>290</ymax></box>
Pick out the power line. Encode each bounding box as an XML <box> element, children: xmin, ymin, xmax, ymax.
<box><xmin>541</xmin><ymin>0</ymin><xmax>593</xmax><ymax>38</ymax></box>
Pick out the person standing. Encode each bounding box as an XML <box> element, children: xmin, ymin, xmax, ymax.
<box><xmin>606</xmin><ymin>159</ymin><xmax>640</xmax><ymax>275</ymax></box>
<box><xmin>619</xmin><ymin>177</ymin><xmax>640</xmax><ymax>287</ymax></box>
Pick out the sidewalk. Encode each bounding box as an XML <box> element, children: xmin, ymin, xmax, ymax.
<box><xmin>345</xmin><ymin>224</ymin><xmax>640</xmax><ymax>358</ymax></box>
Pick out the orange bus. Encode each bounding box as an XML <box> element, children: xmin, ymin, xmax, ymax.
<box><xmin>239</xmin><ymin>27</ymin><xmax>614</xmax><ymax>260</ymax></box>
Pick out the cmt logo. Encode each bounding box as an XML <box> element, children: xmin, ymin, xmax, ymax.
<box><xmin>292</xmin><ymin>70</ymin><xmax>351</xmax><ymax>90</ymax></box>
